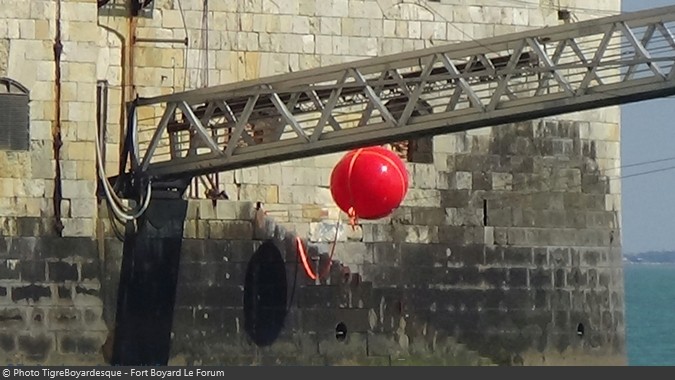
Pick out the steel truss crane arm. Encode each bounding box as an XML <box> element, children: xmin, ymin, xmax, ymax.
<box><xmin>122</xmin><ymin>5</ymin><xmax>675</xmax><ymax>183</ymax></box>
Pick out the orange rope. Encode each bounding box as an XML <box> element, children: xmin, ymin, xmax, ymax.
<box><xmin>295</xmin><ymin>236</ymin><xmax>317</xmax><ymax>280</ymax></box>
<box><xmin>345</xmin><ymin>149</ymin><xmax>363</xmax><ymax>230</ymax></box>
<box><xmin>347</xmin><ymin>207</ymin><xmax>358</xmax><ymax>230</ymax></box>
<box><xmin>295</xmin><ymin>218</ymin><xmax>342</xmax><ymax>280</ymax></box>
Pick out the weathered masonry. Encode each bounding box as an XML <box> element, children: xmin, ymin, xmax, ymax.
<box><xmin>2</xmin><ymin>0</ymin><xmax>657</xmax><ymax>365</ymax></box>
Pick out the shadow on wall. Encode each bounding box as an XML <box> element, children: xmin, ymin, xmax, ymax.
<box><xmin>243</xmin><ymin>240</ymin><xmax>288</xmax><ymax>346</ymax></box>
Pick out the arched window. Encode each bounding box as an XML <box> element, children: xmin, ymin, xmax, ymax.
<box><xmin>0</xmin><ymin>77</ymin><xmax>30</xmax><ymax>151</ymax></box>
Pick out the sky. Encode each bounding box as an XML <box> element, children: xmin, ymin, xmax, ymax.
<box><xmin>620</xmin><ymin>0</ymin><xmax>675</xmax><ymax>253</ymax></box>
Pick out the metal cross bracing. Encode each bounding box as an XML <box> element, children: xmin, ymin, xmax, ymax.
<box><xmin>122</xmin><ymin>5</ymin><xmax>675</xmax><ymax>187</ymax></box>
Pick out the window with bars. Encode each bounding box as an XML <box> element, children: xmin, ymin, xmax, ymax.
<box><xmin>0</xmin><ymin>77</ymin><xmax>30</xmax><ymax>151</ymax></box>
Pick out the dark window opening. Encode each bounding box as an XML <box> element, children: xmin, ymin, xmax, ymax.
<box><xmin>558</xmin><ymin>9</ymin><xmax>572</xmax><ymax>22</ymax></box>
<box><xmin>243</xmin><ymin>240</ymin><xmax>288</xmax><ymax>346</ymax></box>
<box><xmin>98</xmin><ymin>0</ymin><xmax>154</xmax><ymax>17</ymax></box>
<box><xmin>483</xmin><ymin>199</ymin><xmax>489</xmax><ymax>226</ymax></box>
<box><xmin>0</xmin><ymin>77</ymin><xmax>30</xmax><ymax>151</ymax></box>
<box><xmin>384</xmin><ymin>97</ymin><xmax>434</xmax><ymax>164</ymax></box>
<box><xmin>335</xmin><ymin>322</ymin><xmax>347</xmax><ymax>342</ymax></box>
<box><xmin>576</xmin><ymin>322</ymin><xmax>585</xmax><ymax>337</ymax></box>
<box><xmin>131</xmin><ymin>0</ymin><xmax>154</xmax><ymax>16</ymax></box>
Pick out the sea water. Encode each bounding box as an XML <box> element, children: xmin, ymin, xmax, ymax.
<box><xmin>624</xmin><ymin>263</ymin><xmax>675</xmax><ymax>366</ymax></box>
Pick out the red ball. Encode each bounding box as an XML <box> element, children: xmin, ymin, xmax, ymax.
<box><xmin>330</xmin><ymin>146</ymin><xmax>409</xmax><ymax>220</ymax></box>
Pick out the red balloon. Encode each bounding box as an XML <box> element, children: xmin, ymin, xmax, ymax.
<box><xmin>330</xmin><ymin>146</ymin><xmax>409</xmax><ymax>220</ymax></box>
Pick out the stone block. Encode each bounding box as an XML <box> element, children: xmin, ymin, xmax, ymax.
<box><xmin>17</xmin><ymin>20</ymin><xmax>35</xmax><ymax>40</ymax></box>
<box><xmin>161</xmin><ymin>9</ymin><xmax>185</xmax><ymax>28</ymax></box>
<box><xmin>12</xmin><ymin>284</ymin><xmax>51</xmax><ymax>303</ymax></box>
<box><xmin>20</xmin><ymin>260</ymin><xmax>46</xmax><ymax>282</ymax></box>
<box><xmin>410</xmin><ymin>207</ymin><xmax>445</xmax><ymax>226</ymax></box>
<box><xmin>61</xmin><ymin>1</ymin><xmax>97</xmax><ymax>21</ymax></box>
<box><xmin>449</xmin><ymin>172</ymin><xmax>472</xmax><ymax>190</ymax></box>
<box><xmin>48</xmin><ymin>261</ymin><xmax>78</xmax><ymax>282</ymax></box>
<box><xmin>58</xmin><ymin>333</ymin><xmax>105</xmax><ymax>355</ymax></box>
<box><xmin>472</xmin><ymin>171</ymin><xmax>491</xmax><ymax>191</ymax></box>
<box><xmin>445</xmin><ymin>207</ymin><xmax>482</xmax><ymax>226</ymax></box>
<box><xmin>61</xmin><ymin>218</ymin><xmax>95</xmax><ymax>237</ymax></box>
<box><xmin>252</xmin><ymin>214</ymin><xmax>277</xmax><ymax>240</ymax></box>
<box><xmin>260</xmin><ymin>203</ymin><xmax>289</xmax><ymax>223</ymax></box>
<box><xmin>71</xmin><ymin>284</ymin><xmax>100</xmax><ymax>306</ymax></box>
<box><xmin>401</xmin><ymin>189</ymin><xmax>441</xmax><ymax>207</ymax></box>
<box><xmin>395</xmin><ymin>225</ymin><xmax>438</xmax><ymax>244</ymax></box>
<box><xmin>491</xmin><ymin>172</ymin><xmax>513</xmax><ymax>191</ymax></box>
<box><xmin>197</xmin><ymin>199</ymin><xmax>216</xmax><ymax>220</ymax></box>
<box><xmin>80</xmin><ymin>261</ymin><xmax>99</xmax><ymax>282</ymax></box>
<box><xmin>593</xmin><ymin>141</ymin><xmax>620</xmax><ymax>159</ymax></box>
<box><xmin>298</xmin><ymin>205</ymin><xmax>326</xmax><ymax>222</ymax></box>
<box><xmin>281</xmin><ymin>166</ymin><xmax>316</xmax><ymax>186</ymax></box>
<box><xmin>344</xmin><ymin>224</ymin><xmax>363</xmax><ymax>241</ymax></box>
<box><xmin>0</xmin><ymin>200</ymin><xmax>16</xmax><ymax>218</ymax></box>
<box><xmin>485</xmin><ymin>207</ymin><xmax>510</xmax><ymax>227</ymax></box>
<box><xmin>197</xmin><ymin>220</ymin><xmax>218</xmax><ymax>240</ymax></box>
<box><xmin>3</xmin><ymin>18</ymin><xmax>19</xmax><ymax>40</ymax></box>
<box><xmin>0</xmin><ymin>258</ymin><xmax>20</xmax><ymax>280</ymax></box>
<box><xmin>529</xmin><ymin>269</ymin><xmax>553</xmax><ymax>289</ymax></box>
<box><xmin>410</xmin><ymin>163</ymin><xmax>436</xmax><ymax>189</ymax></box>
<box><xmin>69</xmin><ymin>198</ymin><xmax>97</xmax><ymax>218</ymax></box>
<box><xmin>61</xmin><ymin>179</ymin><xmax>95</xmax><ymax>199</ymax></box>
<box><xmin>184</xmin><ymin>200</ymin><xmax>199</xmax><ymax>220</ymax></box>
<box><xmin>214</xmin><ymin>200</ymin><xmax>255</xmax><ymax>220</ymax></box>
<box><xmin>0</xmin><ymin>38</ymin><xmax>7</xmax><ymax>75</ymax></box>
<box><xmin>334</xmin><ymin>242</ymin><xmax>372</xmax><ymax>265</ymax></box>
<box><xmin>47</xmin><ymin>306</ymin><xmax>82</xmax><ymax>330</ymax></box>
<box><xmin>17</xmin><ymin>333</ymin><xmax>53</xmax><ymax>361</ymax></box>
<box><xmin>208</xmin><ymin>220</ymin><xmax>253</xmax><ymax>240</ymax></box>
<box><xmin>0</xmin><ymin>217</ymin><xmax>17</xmax><ymax>236</ymax></box>
<box><xmin>279</xmin><ymin>222</ymin><xmax>310</xmax><ymax>237</ymax></box>
<box><xmin>0</xmin><ymin>178</ymin><xmax>13</xmax><ymax>197</ymax></box>
<box><xmin>0</xmin><ymin>331</ymin><xmax>15</xmax><ymax>353</ymax></box>
<box><xmin>283</xmin><ymin>185</ymin><xmax>317</xmax><ymax>204</ymax></box>
<box><xmin>361</xmin><ymin>224</ymin><xmax>393</xmax><ymax>243</ymax></box>
<box><xmin>30</xmin><ymin>120</ymin><xmax>52</xmax><ymax>140</ymax></box>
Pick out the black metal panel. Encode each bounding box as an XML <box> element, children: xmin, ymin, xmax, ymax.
<box><xmin>0</xmin><ymin>93</ymin><xmax>30</xmax><ymax>151</ymax></box>
<box><xmin>111</xmin><ymin>198</ymin><xmax>188</xmax><ymax>366</ymax></box>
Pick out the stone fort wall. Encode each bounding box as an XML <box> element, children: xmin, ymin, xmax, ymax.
<box><xmin>0</xmin><ymin>0</ymin><xmax>624</xmax><ymax>365</ymax></box>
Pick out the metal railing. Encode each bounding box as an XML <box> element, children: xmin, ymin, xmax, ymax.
<box><xmin>121</xmin><ymin>5</ymin><xmax>675</xmax><ymax>183</ymax></box>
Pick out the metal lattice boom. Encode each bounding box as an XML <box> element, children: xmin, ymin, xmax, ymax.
<box><xmin>124</xmin><ymin>5</ymin><xmax>675</xmax><ymax>182</ymax></box>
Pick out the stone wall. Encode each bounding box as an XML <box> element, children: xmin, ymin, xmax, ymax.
<box><xmin>146</xmin><ymin>118</ymin><xmax>621</xmax><ymax>366</ymax></box>
<box><xmin>0</xmin><ymin>0</ymin><xmax>624</xmax><ymax>365</ymax></box>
